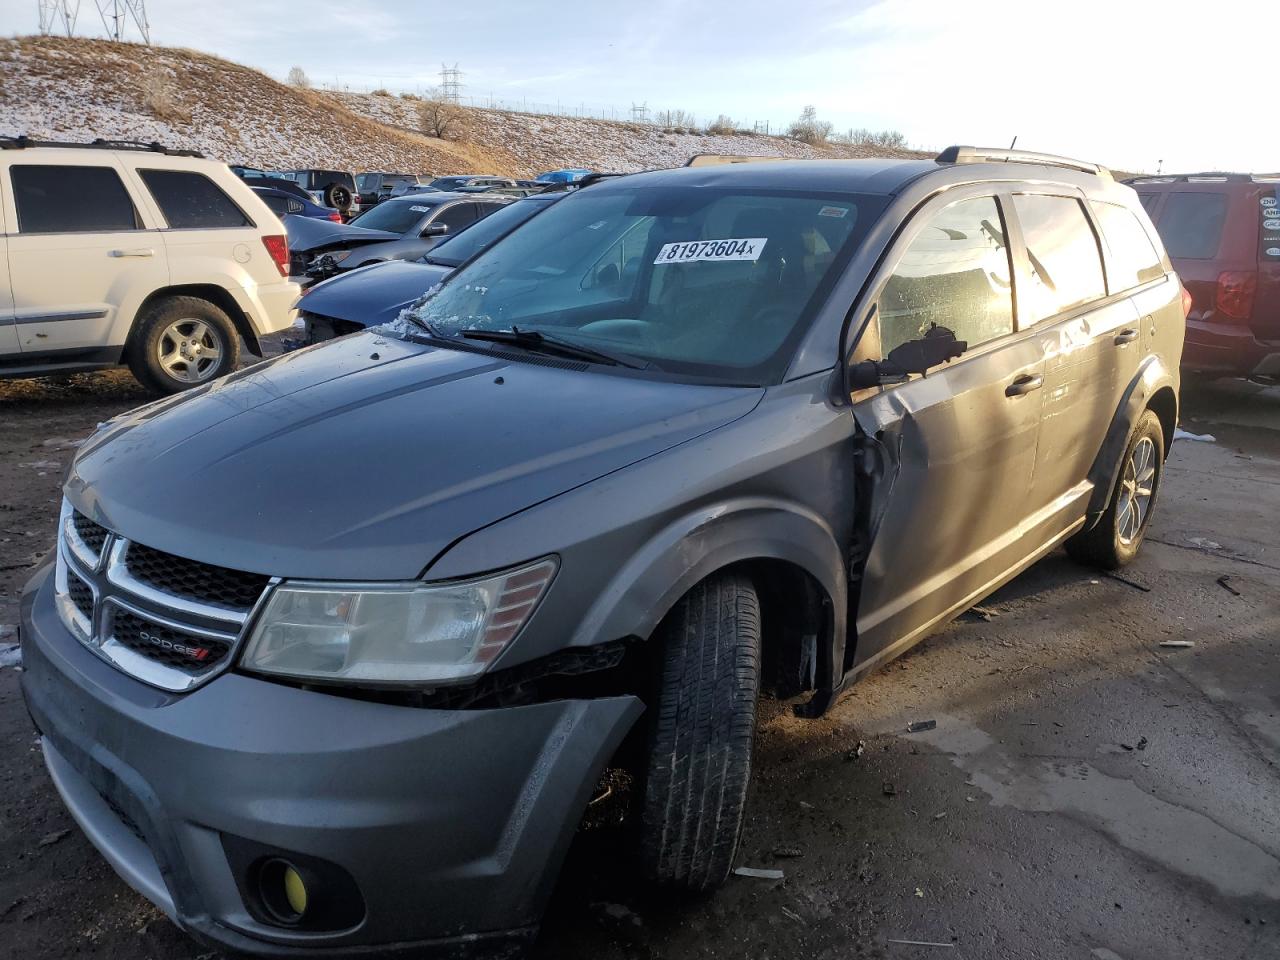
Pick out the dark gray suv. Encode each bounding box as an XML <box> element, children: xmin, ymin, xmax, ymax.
<box><xmin>19</xmin><ymin>147</ymin><xmax>1185</xmax><ymax>957</ymax></box>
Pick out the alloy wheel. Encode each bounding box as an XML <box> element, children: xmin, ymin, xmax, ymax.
<box><xmin>1117</xmin><ymin>436</ymin><xmax>1156</xmax><ymax>545</ymax></box>
<box><xmin>157</xmin><ymin>318</ymin><xmax>223</xmax><ymax>384</ymax></box>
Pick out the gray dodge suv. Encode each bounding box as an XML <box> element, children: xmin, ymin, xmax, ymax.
<box><xmin>19</xmin><ymin>147</ymin><xmax>1185</xmax><ymax>957</ymax></box>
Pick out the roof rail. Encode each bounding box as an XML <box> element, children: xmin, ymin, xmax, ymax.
<box><xmin>936</xmin><ymin>145</ymin><xmax>1111</xmax><ymax>178</ymax></box>
<box><xmin>0</xmin><ymin>135</ymin><xmax>204</xmax><ymax>158</ymax></box>
<box><xmin>684</xmin><ymin>154</ymin><xmax>800</xmax><ymax>167</ymax></box>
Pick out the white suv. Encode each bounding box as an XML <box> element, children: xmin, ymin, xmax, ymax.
<box><xmin>0</xmin><ymin>138</ymin><xmax>299</xmax><ymax>393</ymax></box>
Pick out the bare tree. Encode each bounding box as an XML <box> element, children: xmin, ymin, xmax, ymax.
<box><xmin>836</xmin><ymin>127</ymin><xmax>908</xmax><ymax>149</ymax></box>
<box><xmin>789</xmin><ymin>105</ymin><xmax>832</xmax><ymax>145</ymax></box>
<box><xmin>706</xmin><ymin>114</ymin><xmax>737</xmax><ymax>135</ymax></box>
<box><xmin>417</xmin><ymin>92</ymin><xmax>467</xmax><ymax>141</ymax></box>
<box><xmin>286</xmin><ymin>66</ymin><xmax>310</xmax><ymax>89</ymax></box>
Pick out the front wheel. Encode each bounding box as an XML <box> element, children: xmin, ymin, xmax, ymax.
<box><xmin>1066</xmin><ymin>409</ymin><xmax>1164</xmax><ymax>569</ymax></box>
<box><xmin>639</xmin><ymin>573</ymin><xmax>760</xmax><ymax>891</ymax></box>
<box><xmin>127</xmin><ymin>296</ymin><xmax>240</xmax><ymax>394</ymax></box>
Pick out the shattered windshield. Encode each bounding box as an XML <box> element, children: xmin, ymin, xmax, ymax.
<box><xmin>401</xmin><ymin>185</ymin><xmax>880</xmax><ymax>383</ymax></box>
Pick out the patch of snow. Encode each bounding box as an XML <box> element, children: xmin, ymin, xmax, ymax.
<box><xmin>0</xmin><ymin>644</ymin><xmax>21</xmax><ymax>669</ymax></box>
<box><xmin>1174</xmin><ymin>428</ymin><xmax>1215</xmax><ymax>443</ymax></box>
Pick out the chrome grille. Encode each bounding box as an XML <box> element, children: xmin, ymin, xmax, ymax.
<box><xmin>72</xmin><ymin>512</ymin><xmax>110</xmax><ymax>556</ymax></box>
<box><xmin>53</xmin><ymin>499</ymin><xmax>275</xmax><ymax>692</ymax></box>
<box><xmin>67</xmin><ymin>571</ymin><xmax>94</xmax><ymax>622</ymax></box>
<box><xmin>125</xmin><ymin>542</ymin><xmax>270</xmax><ymax>609</ymax></box>
<box><xmin>110</xmin><ymin>608</ymin><xmax>234</xmax><ymax>670</ymax></box>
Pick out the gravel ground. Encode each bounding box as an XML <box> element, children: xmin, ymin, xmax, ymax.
<box><xmin>1</xmin><ymin>361</ymin><xmax>1277</xmax><ymax>960</ymax></box>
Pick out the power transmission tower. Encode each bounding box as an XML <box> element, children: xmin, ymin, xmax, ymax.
<box><xmin>38</xmin><ymin>0</ymin><xmax>80</xmax><ymax>36</ymax></box>
<box><xmin>631</xmin><ymin>101</ymin><xmax>649</xmax><ymax>124</ymax></box>
<box><xmin>95</xmin><ymin>0</ymin><xmax>150</xmax><ymax>42</ymax></box>
<box><xmin>439</xmin><ymin>63</ymin><xmax>463</xmax><ymax>104</ymax></box>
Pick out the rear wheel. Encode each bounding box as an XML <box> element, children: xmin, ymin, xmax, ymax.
<box><xmin>127</xmin><ymin>296</ymin><xmax>239</xmax><ymax>394</ymax></box>
<box><xmin>639</xmin><ymin>573</ymin><xmax>760</xmax><ymax>891</ymax></box>
<box><xmin>1066</xmin><ymin>409</ymin><xmax>1164</xmax><ymax>569</ymax></box>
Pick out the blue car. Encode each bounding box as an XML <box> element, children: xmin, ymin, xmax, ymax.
<box><xmin>250</xmin><ymin>185</ymin><xmax>342</xmax><ymax>222</ymax></box>
<box><xmin>535</xmin><ymin>168</ymin><xmax>593</xmax><ymax>183</ymax></box>
<box><xmin>299</xmin><ymin>192</ymin><xmax>565</xmax><ymax>341</ymax></box>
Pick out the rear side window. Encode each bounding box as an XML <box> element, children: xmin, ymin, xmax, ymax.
<box><xmin>1260</xmin><ymin>189</ymin><xmax>1280</xmax><ymax>262</ymax></box>
<box><xmin>1156</xmin><ymin>192</ymin><xmax>1228</xmax><ymax>260</ymax></box>
<box><xmin>1013</xmin><ymin>194</ymin><xmax>1106</xmax><ymax>321</ymax></box>
<box><xmin>10</xmin><ymin>164</ymin><xmax>141</xmax><ymax>233</ymax></box>
<box><xmin>431</xmin><ymin>202</ymin><xmax>480</xmax><ymax>235</ymax></box>
<box><xmin>1089</xmin><ymin>200</ymin><xmax>1165</xmax><ymax>291</ymax></box>
<box><xmin>879</xmin><ymin>196</ymin><xmax>1014</xmax><ymax>355</ymax></box>
<box><xmin>139</xmin><ymin>170</ymin><xmax>251</xmax><ymax>229</ymax></box>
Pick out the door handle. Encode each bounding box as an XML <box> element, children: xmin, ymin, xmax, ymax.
<box><xmin>1005</xmin><ymin>373</ymin><xmax>1044</xmax><ymax>397</ymax></box>
<box><xmin>110</xmin><ymin>248</ymin><xmax>155</xmax><ymax>258</ymax></box>
<box><xmin>1114</xmin><ymin>328</ymin><xmax>1140</xmax><ymax>345</ymax></box>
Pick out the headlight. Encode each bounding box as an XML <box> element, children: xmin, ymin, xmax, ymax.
<box><xmin>240</xmin><ymin>558</ymin><xmax>556</xmax><ymax>685</ymax></box>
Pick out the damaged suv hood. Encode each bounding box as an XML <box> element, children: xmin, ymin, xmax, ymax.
<box><xmin>66</xmin><ymin>334</ymin><xmax>763</xmax><ymax>581</ymax></box>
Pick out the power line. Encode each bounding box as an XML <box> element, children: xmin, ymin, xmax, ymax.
<box><xmin>37</xmin><ymin>0</ymin><xmax>79</xmax><ymax>36</ymax></box>
<box><xmin>37</xmin><ymin>0</ymin><xmax>150</xmax><ymax>43</ymax></box>
<box><xmin>439</xmin><ymin>63</ymin><xmax>462</xmax><ymax>104</ymax></box>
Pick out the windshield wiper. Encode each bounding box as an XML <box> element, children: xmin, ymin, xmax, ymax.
<box><xmin>401</xmin><ymin>311</ymin><xmax>443</xmax><ymax>338</ymax></box>
<box><xmin>458</xmin><ymin>326</ymin><xmax>649</xmax><ymax>369</ymax></box>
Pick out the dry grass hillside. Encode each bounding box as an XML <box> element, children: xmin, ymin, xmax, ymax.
<box><xmin>0</xmin><ymin>36</ymin><xmax>929</xmax><ymax>177</ymax></box>
<box><xmin>0</xmin><ymin>37</ymin><xmax>513</xmax><ymax>173</ymax></box>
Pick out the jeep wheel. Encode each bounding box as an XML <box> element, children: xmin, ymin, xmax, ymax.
<box><xmin>1066</xmin><ymin>409</ymin><xmax>1164</xmax><ymax>569</ymax></box>
<box><xmin>324</xmin><ymin>183</ymin><xmax>353</xmax><ymax>211</ymax></box>
<box><xmin>639</xmin><ymin>573</ymin><xmax>760</xmax><ymax>891</ymax></box>
<box><xmin>128</xmin><ymin>296</ymin><xmax>240</xmax><ymax>394</ymax></box>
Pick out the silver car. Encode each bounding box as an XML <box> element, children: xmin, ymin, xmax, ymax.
<box><xmin>20</xmin><ymin>146</ymin><xmax>1183</xmax><ymax>957</ymax></box>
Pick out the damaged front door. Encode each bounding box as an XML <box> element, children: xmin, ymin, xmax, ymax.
<box><xmin>845</xmin><ymin>192</ymin><xmax>1047</xmax><ymax>676</ymax></box>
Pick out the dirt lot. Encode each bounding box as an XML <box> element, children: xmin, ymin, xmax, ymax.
<box><xmin>1</xmin><ymin>361</ymin><xmax>1278</xmax><ymax>960</ymax></box>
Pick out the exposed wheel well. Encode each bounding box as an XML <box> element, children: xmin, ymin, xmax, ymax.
<box><xmin>1147</xmin><ymin>386</ymin><xmax>1177</xmax><ymax>458</ymax></box>
<box><xmin>134</xmin><ymin>286</ymin><xmax>263</xmax><ymax>357</ymax></box>
<box><xmin>733</xmin><ymin>559</ymin><xmax>834</xmax><ymax>700</ymax></box>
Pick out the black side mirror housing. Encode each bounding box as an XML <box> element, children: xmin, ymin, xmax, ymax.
<box><xmin>847</xmin><ymin>324</ymin><xmax>968</xmax><ymax>390</ymax></box>
<box><xmin>424</xmin><ymin>222</ymin><xmax>449</xmax><ymax>237</ymax></box>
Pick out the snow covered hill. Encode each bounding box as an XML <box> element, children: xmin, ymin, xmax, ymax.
<box><xmin>1</xmin><ymin>36</ymin><xmax>926</xmax><ymax>176</ymax></box>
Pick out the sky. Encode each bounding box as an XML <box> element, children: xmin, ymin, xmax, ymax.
<box><xmin>5</xmin><ymin>0</ymin><xmax>1272</xmax><ymax>174</ymax></box>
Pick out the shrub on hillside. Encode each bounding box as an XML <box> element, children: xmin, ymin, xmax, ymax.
<box><xmin>789</xmin><ymin>105</ymin><xmax>832</xmax><ymax>145</ymax></box>
<box><xmin>706</xmin><ymin>114</ymin><xmax>736</xmax><ymax>135</ymax></box>
<box><xmin>372</xmin><ymin>88</ymin><xmax>391</xmax><ymax>96</ymax></box>
<box><xmin>836</xmin><ymin>128</ymin><xmax>909</xmax><ymax>149</ymax></box>
<box><xmin>140</xmin><ymin>66</ymin><xmax>190</xmax><ymax>124</ymax></box>
<box><xmin>417</xmin><ymin>95</ymin><xmax>468</xmax><ymax>141</ymax></box>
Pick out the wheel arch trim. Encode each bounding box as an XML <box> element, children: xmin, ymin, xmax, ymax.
<box><xmin>563</xmin><ymin>497</ymin><xmax>848</xmax><ymax>709</ymax></box>
<box><xmin>1085</xmin><ymin>356</ymin><xmax>1179</xmax><ymax>522</ymax></box>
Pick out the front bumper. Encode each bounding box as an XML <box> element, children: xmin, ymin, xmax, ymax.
<box><xmin>19</xmin><ymin>564</ymin><xmax>641</xmax><ymax>957</ymax></box>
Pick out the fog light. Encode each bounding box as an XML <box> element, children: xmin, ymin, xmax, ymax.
<box><xmin>284</xmin><ymin>865</ymin><xmax>308</xmax><ymax>916</ymax></box>
<box><xmin>259</xmin><ymin>858</ymin><xmax>308</xmax><ymax>924</ymax></box>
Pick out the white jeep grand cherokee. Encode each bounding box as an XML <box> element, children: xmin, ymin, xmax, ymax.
<box><xmin>0</xmin><ymin>138</ymin><xmax>299</xmax><ymax>393</ymax></box>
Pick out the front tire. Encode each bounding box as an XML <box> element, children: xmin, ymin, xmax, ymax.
<box><xmin>127</xmin><ymin>296</ymin><xmax>239</xmax><ymax>394</ymax></box>
<box><xmin>639</xmin><ymin>573</ymin><xmax>760</xmax><ymax>891</ymax></box>
<box><xmin>1066</xmin><ymin>409</ymin><xmax>1164</xmax><ymax>569</ymax></box>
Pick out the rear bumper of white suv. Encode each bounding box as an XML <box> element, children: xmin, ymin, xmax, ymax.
<box><xmin>241</xmin><ymin>280</ymin><xmax>300</xmax><ymax>336</ymax></box>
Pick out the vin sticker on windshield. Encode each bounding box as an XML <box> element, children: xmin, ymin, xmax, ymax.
<box><xmin>654</xmin><ymin>238</ymin><xmax>767</xmax><ymax>264</ymax></box>
<box><xmin>410</xmin><ymin>205</ymin><xmax>431</xmax><ymax>212</ymax></box>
